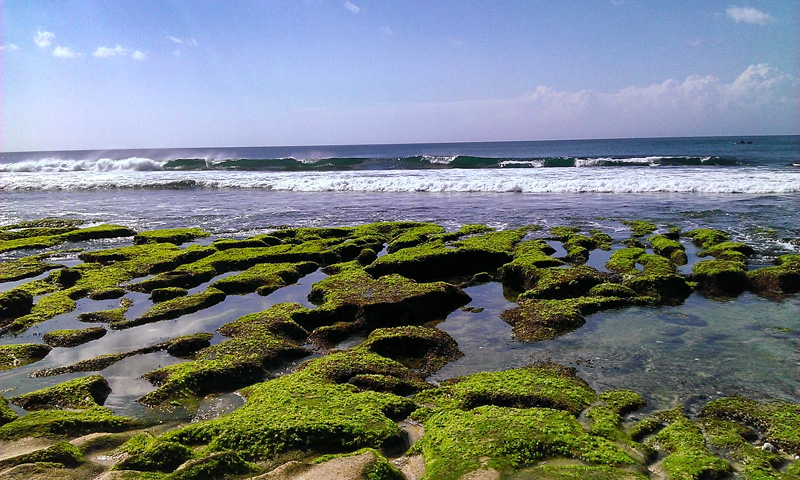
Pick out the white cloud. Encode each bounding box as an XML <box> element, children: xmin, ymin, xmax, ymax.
<box><xmin>0</xmin><ymin>43</ymin><xmax>20</xmax><ymax>51</ymax></box>
<box><xmin>173</xmin><ymin>49</ymin><xmax>183</xmax><ymax>57</ymax></box>
<box><xmin>345</xmin><ymin>1</ymin><xmax>360</xmax><ymax>13</ymax></box>
<box><xmin>34</xmin><ymin>30</ymin><xmax>55</xmax><ymax>48</ymax></box>
<box><xmin>132</xmin><ymin>50</ymin><xmax>147</xmax><ymax>61</ymax></box>
<box><xmin>93</xmin><ymin>45</ymin><xmax>130</xmax><ymax>58</ymax></box>
<box><xmin>168</xmin><ymin>36</ymin><xmax>184</xmax><ymax>44</ymax></box>
<box><xmin>188</xmin><ymin>38</ymin><xmax>198</xmax><ymax>47</ymax></box>
<box><xmin>726</xmin><ymin>6</ymin><xmax>774</xmax><ymax>25</ymax></box>
<box><xmin>52</xmin><ymin>46</ymin><xmax>79</xmax><ymax>58</ymax></box>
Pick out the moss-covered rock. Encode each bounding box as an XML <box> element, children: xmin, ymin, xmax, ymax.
<box><xmin>501</xmin><ymin>240</ymin><xmax>564</xmax><ymax>291</ymax></box>
<box><xmin>0</xmin><ymin>253</ymin><xmax>63</xmax><ymax>283</ymax></box>
<box><xmin>414</xmin><ymin>363</ymin><xmax>596</xmax><ymax>416</ymax></box>
<box><xmin>113</xmin><ymin>288</ymin><xmax>226</xmax><ymax>329</ymax></box>
<box><xmin>586</xmin><ymin>390</ymin><xmax>647</xmax><ymax>440</ymax></box>
<box><xmin>501</xmin><ymin>296</ymin><xmax>628</xmax><ymax>341</ymax></box>
<box><xmin>161</xmin><ymin>372</ymin><xmax>416</xmax><ymax>461</ymax></box>
<box><xmin>168</xmin><ymin>451</ymin><xmax>256</xmax><ymax>480</ymax></box>
<box><xmin>366</xmin><ymin>229</ymin><xmax>526</xmax><ymax>281</ymax></box>
<box><xmin>684</xmin><ymin>228</ymin><xmax>729</xmax><ymax>249</ymax></box>
<box><xmin>588</xmin><ymin>283</ymin><xmax>636</xmax><ymax>298</ymax></box>
<box><xmin>649</xmin><ymin>234</ymin><xmax>688</xmax><ymax>265</ymax></box>
<box><xmin>1</xmin><ymin>395</ymin><xmax>18</xmax><ymax>426</ymax></box>
<box><xmin>296</xmin><ymin>349</ymin><xmax>430</xmax><ymax>396</ymax></box>
<box><xmin>0</xmin><ymin>406</ymin><xmax>137</xmax><ymax>440</ymax></box>
<box><xmin>114</xmin><ymin>438</ymin><xmax>195</xmax><ymax>472</ymax></box>
<box><xmin>646</xmin><ymin>409</ymin><xmax>732</xmax><ymax>480</ymax></box>
<box><xmin>518</xmin><ymin>266</ymin><xmax>608</xmax><ymax>300</ymax></box>
<box><xmin>412</xmin><ymin>405</ymin><xmax>636</xmax><ymax>480</ymax></box>
<box><xmin>208</xmin><ymin>261</ymin><xmax>316</xmax><ymax>295</ymax></box>
<box><xmin>386</xmin><ymin>223</ymin><xmax>446</xmax><ymax>253</ymax></box>
<box><xmin>77</xmin><ymin>298</ymin><xmax>133</xmax><ymax>324</ymax></box>
<box><xmin>360</xmin><ymin>326</ymin><xmax>462</xmax><ymax>377</ymax></box>
<box><xmin>0</xmin><ymin>288</ymin><xmax>34</xmax><ymax>320</ymax></box>
<box><xmin>609</xmin><ymin>250</ymin><xmax>692</xmax><ymax>301</ymax></box>
<box><xmin>149</xmin><ymin>287</ymin><xmax>188</xmax><ymax>303</ymax></box>
<box><xmin>0</xmin><ymin>224</ymin><xmax>135</xmax><ymax>254</ymax></box>
<box><xmin>0</xmin><ymin>441</ymin><xmax>84</xmax><ymax>470</ymax></box>
<box><xmin>42</xmin><ymin>327</ymin><xmax>107</xmax><ymax>347</ymax></box>
<box><xmin>165</xmin><ymin>333</ymin><xmax>213</xmax><ymax>358</ymax></box>
<box><xmin>748</xmin><ymin>253</ymin><xmax>800</xmax><ymax>297</ymax></box>
<box><xmin>701</xmin><ymin>396</ymin><xmax>800</xmax><ymax>455</ymax></box>
<box><xmin>692</xmin><ymin>259</ymin><xmax>748</xmax><ymax>296</ymax></box>
<box><xmin>10</xmin><ymin>374</ymin><xmax>112</xmax><ymax>410</ymax></box>
<box><xmin>304</xmin><ymin>267</ymin><xmax>470</xmax><ymax>333</ymax></box>
<box><xmin>622</xmin><ymin>220</ymin><xmax>657</xmax><ymax>237</ymax></box>
<box><xmin>699</xmin><ymin>417</ymin><xmax>789</xmax><ymax>480</ymax></box>
<box><xmin>0</xmin><ymin>343</ymin><xmax>51</xmax><ymax>371</ymax></box>
<box><xmin>133</xmin><ymin>228</ymin><xmax>210</xmax><ymax>245</ymax></box>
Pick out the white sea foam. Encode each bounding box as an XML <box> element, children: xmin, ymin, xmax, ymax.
<box><xmin>1</xmin><ymin>167</ymin><xmax>796</xmax><ymax>194</ymax></box>
<box><xmin>0</xmin><ymin>157</ymin><xmax>164</xmax><ymax>172</ymax></box>
<box><xmin>574</xmin><ymin>156</ymin><xmax>664</xmax><ymax>167</ymax></box>
<box><xmin>422</xmin><ymin>155</ymin><xmax>457</xmax><ymax>165</ymax></box>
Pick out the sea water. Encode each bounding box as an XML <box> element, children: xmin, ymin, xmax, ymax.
<box><xmin>1</xmin><ymin>135</ymin><xmax>798</xmax><ymax>417</ymax></box>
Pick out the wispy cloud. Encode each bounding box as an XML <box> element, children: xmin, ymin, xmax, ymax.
<box><xmin>726</xmin><ymin>6</ymin><xmax>774</xmax><ymax>25</ymax></box>
<box><xmin>168</xmin><ymin>36</ymin><xmax>184</xmax><ymax>44</ymax></box>
<box><xmin>345</xmin><ymin>1</ymin><xmax>361</xmax><ymax>13</ymax></box>
<box><xmin>0</xmin><ymin>43</ymin><xmax>20</xmax><ymax>51</ymax></box>
<box><xmin>52</xmin><ymin>46</ymin><xmax>80</xmax><ymax>58</ymax></box>
<box><xmin>132</xmin><ymin>50</ymin><xmax>147</xmax><ymax>61</ymax></box>
<box><xmin>168</xmin><ymin>36</ymin><xmax>198</xmax><ymax>46</ymax></box>
<box><xmin>93</xmin><ymin>45</ymin><xmax>130</xmax><ymax>58</ymax></box>
<box><xmin>34</xmin><ymin>30</ymin><xmax>55</xmax><ymax>48</ymax></box>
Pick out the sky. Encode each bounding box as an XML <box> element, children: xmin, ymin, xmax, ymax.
<box><xmin>1</xmin><ymin>1</ymin><xmax>798</xmax><ymax>152</ymax></box>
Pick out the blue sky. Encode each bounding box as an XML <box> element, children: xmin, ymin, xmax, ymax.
<box><xmin>1</xmin><ymin>1</ymin><xmax>797</xmax><ymax>151</ymax></box>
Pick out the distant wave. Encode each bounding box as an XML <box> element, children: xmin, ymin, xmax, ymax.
<box><xmin>1</xmin><ymin>168</ymin><xmax>796</xmax><ymax>194</ymax></box>
<box><xmin>0</xmin><ymin>155</ymin><xmax>747</xmax><ymax>173</ymax></box>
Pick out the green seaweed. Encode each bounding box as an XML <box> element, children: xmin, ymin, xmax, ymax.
<box><xmin>501</xmin><ymin>296</ymin><xmax>629</xmax><ymax>341</ymax></box>
<box><xmin>649</xmin><ymin>234</ymin><xmax>687</xmax><ymax>265</ymax></box>
<box><xmin>0</xmin><ymin>253</ymin><xmax>63</xmax><ymax>283</ymax></box>
<box><xmin>0</xmin><ymin>441</ymin><xmax>84</xmax><ymax>470</ymax></box>
<box><xmin>414</xmin><ymin>363</ymin><xmax>596</xmax><ymax>416</ymax></box>
<box><xmin>701</xmin><ymin>396</ymin><xmax>800</xmax><ymax>455</ymax></box>
<box><xmin>1</xmin><ymin>395</ymin><xmax>18</xmax><ymax>426</ymax></box>
<box><xmin>9</xmin><ymin>374</ymin><xmax>111</xmax><ymax>410</ymax></box>
<box><xmin>114</xmin><ymin>438</ymin><xmax>196</xmax><ymax>472</ymax></box>
<box><xmin>360</xmin><ymin>326</ymin><xmax>463</xmax><ymax>377</ymax></box>
<box><xmin>748</xmin><ymin>253</ymin><xmax>800</xmax><ymax>297</ymax></box>
<box><xmin>42</xmin><ymin>326</ymin><xmax>107</xmax><ymax>347</ymax></box>
<box><xmin>622</xmin><ymin>220</ymin><xmax>657</xmax><ymax>237</ymax></box>
<box><xmin>0</xmin><ymin>343</ymin><xmax>51</xmax><ymax>371</ymax></box>
<box><xmin>114</xmin><ymin>288</ymin><xmax>226</xmax><ymax>329</ymax></box>
<box><xmin>208</xmin><ymin>261</ymin><xmax>316</xmax><ymax>295</ymax></box>
<box><xmin>692</xmin><ymin>259</ymin><xmax>748</xmax><ymax>296</ymax></box>
<box><xmin>684</xmin><ymin>228</ymin><xmax>730</xmax><ymax>249</ymax></box>
<box><xmin>133</xmin><ymin>228</ymin><xmax>210</xmax><ymax>245</ymax></box>
<box><xmin>517</xmin><ymin>265</ymin><xmax>607</xmax><ymax>300</ymax></box>
<box><xmin>412</xmin><ymin>405</ymin><xmax>636</xmax><ymax>480</ymax></box>
<box><xmin>0</xmin><ymin>406</ymin><xmax>138</xmax><ymax>440</ymax></box>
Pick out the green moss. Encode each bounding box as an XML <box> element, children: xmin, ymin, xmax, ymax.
<box><xmin>699</xmin><ymin>417</ymin><xmax>786</xmax><ymax>480</ymax></box>
<box><xmin>0</xmin><ymin>406</ymin><xmax>137</xmax><ymax>440</ymax></box>
<box><xmin>149</xmin><ymin>287</ymin><xmax>188</xmax><ymax>303</ymax></box>
<box><xmin>509</xmin><ymin>465</ymin><xmax>648</xmax><ymax>479</ymax></box>
<box><xmin>366</xmin><ymin>229</ymin><xmax>525</xmax><ymax>281</ymax></box>
<box><xmin>649</xmin><ymin>234</ymin><xmax>687</xmax><ymax>265</ymax></box>
<box><xmin>0</xmin><ymin>441</ymin><xmax>84</xmax><ymax>470</ymax></box>
<box><xmin>10</xmin><ymin>374</ymin><xmax>111</xmax><ymax>410</ymax></box>
<box><xmin>211</xmin><ymin>237</ymin><xmax>276</xmax><ymax>250</ymax></box>
<box><xmin>588</xmin><ymin>283</ymin><xmax>636</xmax><ymax>298</ymax></box>
<box><xmin>617</xmin><ymin>253</ymin><xmax>692</xmax><ymax>301</ymax></box>
<box><xmin>587</xmin><ymin>390</ymin><xmax>647</xmax><ymax>440</ymax></box>
<box><xmin>692</xmin><ymin>259</ymin><xmax>748</xmax><ymax>295</ymax></box>
<box><xmin>0</xmin><ymin>343</ymin><xmax>51</xmax><ymax>370</ymax></box>
<box><xmin>500</xmin><ymin>240</ymin><xmax>564</xmax><ymax>290</ymax></box>
<box><xmin>701</xmin><ymin>396</ymin><xmax>800</xmax><ymax>455</ymax></box>
<box><xmin>114</xmin><ymin>438</ymin><xmax>196</xmax><ymax>472</ymax></box>
<box><xmin>78</xmin><ymin>297</ymin><xmax>133</xmax><ymax>323</ymax></box>
<box><xmin>360</xmin><ymin>326</ymin><xmax>463</xmax><ymax>377</ymax></box>
<box><xmin>0</xmin><ymin>224</ymin><xmax>136</xmax><ymax>253</ymax></box>
<box><xmin>549</xmin><ymin>226</ymin><xmax>581</xmax><ymax>241</ymax></box>
<box><xmin>167</xmin><ymin>451</ymin><xmax>256</xmax><ymax>480</ymax></box>
<box><xmin>162</xmin><ymin>372</ymin><xmax>415</xmax><ymax>460</ymax></box>
<box><xmin>133</xmin><ymin>228</ymin><xmax>210</xmax><ymax>245</ymax></box>
<box><xmin>296</xmin><ymin>349</ymin><xmax>430</xmax><ymax>395</ymax></box>
<box><xmin>433</xmin><ymin>223</ymin><xmax>496</xmax><ymax>242</ymax></box>
<box><xmin>1</xmin><ymin>395</ymin><xmax>18</xmax><ymax>426</ymax></box>
<box><xmin>413</xmin><ymin>405</ymin><xmax>635</xmax><ymax>480</ymax></box>
<box><xmin>0</xmin><ymin>288</ymin><xmax>34</xmax><ymax>321</ymax></box>
<box><xmin>647</xmin><ymin>410</ymin><xmax>732</xmax><ymax>480</ymax></box>
<box><xmin>209</xmin><ymin>261</ymin><xmax>316</xmax><ymax>295</ymax></box>
<box><xmin>684</xmin><ymin>228</ymin><xmax>730</xmax><ymax>249</ymax></box>
<box><xmin>622</xmin><ymin>220</ymin><xmax>657</xmax><ymax>237</ymax></box>
<box><xmin>518</xmin><ymin>265</ymin><xmax>607</xmax><ymax>300</ymax></box>
<box><xmin>313</xmin><ymin>448</ymin><xmax>404</xmax><ymax>480</ymax></box>
<box><xmin>748</xmin><ymin>253</ymin><xmax>800</xmax><ymax>297</ymax></box>
<box><xmin>702</xmin><ymin>241</ymin><xmax>755</xmax><ymax>258</ymax></box>
<box><xmin>414</xmin><ymin>363</ymin><xmax>596</xmax><ymax>416</ymax></box>
<box><xmin>42</xmin><ymin>326</ymin><xmax>106</xmax><ymax>347</ymax></box>
<box><xmin>114</xmin><ymin>288</ymin><xmax>226</xmax><ymax>329</ymax></box>
<box><xmin>590</xmin><ymin>230</ymin><xmax>613</xmax><ymax>250</ymax></box>
<box><xmin>0</xmin><ymin>253</ymin><xmax>62</xmax><ymax>282</ymax></box>
<box><xmin>606</xmin><ymin>248</ymin><xmax>645</xmax><ymax>274</ymax></box>
<box><xmin>501</xmin><ymin>296</ymin><xmax>628</xmax><ymax>341</ymax></box>
<box><xmin>1</xmin><ymin>218</ymin><xmax>85</xmax><ymax>230</ymax></box>
<box><xmin>386</xmin><ymin>223</ymin><xmax>446</xmax><ymax>252</ymax></box>
<box><xmin>306</xmin><ymin>267</ymin><xmax>470</xmax><ymax>332</ymax></box>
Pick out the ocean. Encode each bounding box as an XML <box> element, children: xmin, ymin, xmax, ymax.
<box><xmin>1</xmin><ymin>135</ymin><xmax>798</xmax><ymax>419</ymax></box>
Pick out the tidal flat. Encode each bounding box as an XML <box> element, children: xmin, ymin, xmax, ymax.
<box><xmin>0</xmin><ymin>218</ymin><xmax>798</xmax><ymax>480</ymax></box>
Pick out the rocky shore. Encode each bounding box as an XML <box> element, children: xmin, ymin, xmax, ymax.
<box><xmin>0</xmin><ymin>219</ymin><xmax>798</xmax><ymax>479</ymax></box>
